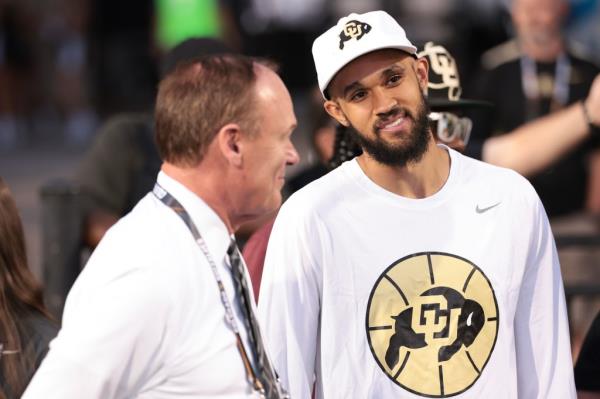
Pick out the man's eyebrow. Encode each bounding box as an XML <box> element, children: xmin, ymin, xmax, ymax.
<box><xmin>342</xmin><ymin>81</ymin><xmax>364</xmax><ymax>99</ymax></box>
<box><xmin>380</xmin><ymin>64</ymin><xmax>405</xmax><ymax>79</ymax></box>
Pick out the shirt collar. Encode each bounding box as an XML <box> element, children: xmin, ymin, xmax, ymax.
<box><xmin>156</xmin><ymin>171</ymin><xmax>231</xmax><ymax>264</ymax></box>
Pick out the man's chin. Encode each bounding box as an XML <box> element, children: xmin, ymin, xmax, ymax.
<box><xmin>255</xmin><ymin>195</ymin><xmax>282</xmax><ymax>218</ymax></box>
<box><xmin>527</xmin><ymin>31</ymin><xmax>557</xmax><ymax>47</ymax></box>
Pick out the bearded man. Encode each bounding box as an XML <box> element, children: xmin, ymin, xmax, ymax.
<box><xmin>257</xmin><ymin>10</ymin><xmax>575</xmax><ymax>399</ymax></box>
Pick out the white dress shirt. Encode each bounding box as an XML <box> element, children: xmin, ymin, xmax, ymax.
<box><xmin>24</xmin><ymin>172</ymin><xmax>259</xmax><ymax>398</ymax></box>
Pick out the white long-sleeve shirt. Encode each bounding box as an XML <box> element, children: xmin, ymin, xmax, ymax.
<box><xmin>258</xmin><ymin>148</ymin><xmax>575</xmax><ymax>398</ymax></box>
<box><xmin>24</xmin><ymin>172</ymin><xmax>259</xmax><ymax>398</ymax></box>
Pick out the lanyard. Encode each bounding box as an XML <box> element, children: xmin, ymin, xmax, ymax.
<box><xmin>152</xmin><ymin>183</ymin><xmax>266</xmax><ymax>398</ymax></box>
<box><xmin>520</xmin><ymin>53</ymin><xmax>570</xmax><ymax>115</ymax></box>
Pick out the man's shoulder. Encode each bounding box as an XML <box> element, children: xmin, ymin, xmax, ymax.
<box><xmin>480</xmin><ymin>40</ymin><xmax>521</xmax><ymax>72</ymax></box>
<box><xmin>75</xmin><ymin>197</ymin><xmax>186</xmax><ymax>304</ymax></box>
<box><xmin>92</xmin><ymin>194</ymin><xmax>179</xmax><ymax>265</ymax></box>
<box><xmin>568</xmin><ymin>49</ymin><xmax>600</xmax><ymax>81</ymax></box>
<box><xmin>282</xmin><ymin>163</ymin><xmax>353</xmax><ymax>215</ymax></box>
<box><xmin>458</xmin><ymin>153</ymin><xmax>538</xmax><ymax>200</ymax></box>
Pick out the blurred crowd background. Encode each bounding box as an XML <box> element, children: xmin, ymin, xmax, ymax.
<box><xmin>1</xmin><ymin>0</ymin><xmax>600</xmax><ymax>360</ymax></box>
<box><xmin>1</xmin><ymin>0</ymin><xmax>598</xmax><ymax>150</ymax></box>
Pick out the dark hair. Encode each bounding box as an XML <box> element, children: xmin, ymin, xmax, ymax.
<box><xmin>328</xmin><ymin>124</ymin><xmax>362</xmax><ymax>170</ymax></box>
<box><xmin>0</xmin><ymin>177</ymin><xmax>52</xmax><ymax>398</ymax></box>
<box><xmin>155</xmin><ymin>54</ymin><xmax>276</xmax><ymax>167</ymax></box>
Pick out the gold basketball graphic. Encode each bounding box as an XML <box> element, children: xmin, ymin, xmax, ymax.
<box><xmin>366</xmin><ymin>252</ymin><xmax>498</xmax><ymax>397</ymax></box>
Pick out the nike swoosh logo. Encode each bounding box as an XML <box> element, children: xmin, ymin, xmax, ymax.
<box><xmin>476</xmin><ymin>202</ymin><xmax>501</xmax><ymax>214</ymax></box>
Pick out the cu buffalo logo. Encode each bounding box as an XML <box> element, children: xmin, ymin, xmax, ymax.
<box><xmin>339</xmin><ymin>20</ymin><xmax>371</xmax><ymax>50</ymax></box>
<box><xmin>366</xmin><ymin>252</ymin><xmax>498</xmax><ymax>397</ymax></box>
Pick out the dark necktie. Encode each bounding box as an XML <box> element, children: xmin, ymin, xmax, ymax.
<box><xmin>227</xmin><ymin>239</ymin><xmax>286</xmax><ymax>399</ymax></box>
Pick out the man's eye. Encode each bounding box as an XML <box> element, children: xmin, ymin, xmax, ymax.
<box><xmin>350</xmin><ymin>91</ymin><xmax>367</xmax><ymax>102</ymax></box>
<box><xmin>387</xmin><ymin>74</ymin><xmax>401</xmax><ymax>85</ymax></box>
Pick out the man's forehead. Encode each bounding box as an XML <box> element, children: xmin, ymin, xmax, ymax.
<box><xmin>514</xmin><ymin>0</ymin><xmax>562</xmax><ymax>9</ymax></box>
<box><xmin>328</xmin><ymin>49</ymin><xmax>414</xmax><ymax>97</ymax></box>
<box><xmin>254</xmin><ymin>68</ymin><xmax>297</xmax><ymax>129</ymax></box>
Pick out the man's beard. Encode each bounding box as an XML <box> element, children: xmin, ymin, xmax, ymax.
<box><xmin>348</xmin><ymin>92</ymin><xmax>431</xmax><ymax>168</ymax></box>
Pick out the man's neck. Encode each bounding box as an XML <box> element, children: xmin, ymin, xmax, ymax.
<box><xmin>161</xmin><ymin>162</ymin><xmax>237</xmax><ymax>233</ymax></box>
<box><xmin>356</xmin><ymin>140</ymin><xmax>451</xmax><ymax>198</ymax></box>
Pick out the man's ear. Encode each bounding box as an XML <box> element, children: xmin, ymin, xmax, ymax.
<box><xmin>216</xmin><ymin>123</ymin><xmax>244</xmax><ymax>167</ymax></box>
<box><xmin>324</xmin><ymin>101</ymin><xmax>350</xmax><ymax>127</ymax></box>
<box><xmin>415</xmin><ymin>56</ymin><xmax>429</xmax><ymax>95</ymax></box>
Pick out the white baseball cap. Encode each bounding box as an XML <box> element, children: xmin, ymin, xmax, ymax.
<box><xmin>312</xmin><ymin>10</ymin><xmax>417</xmax><ymax>99</ymax></box>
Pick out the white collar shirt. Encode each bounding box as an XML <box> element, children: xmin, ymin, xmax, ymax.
<box><xmin>23</xmin><ymin>171</ymin><xmax>259</xmax><ymax>398</ymax></box>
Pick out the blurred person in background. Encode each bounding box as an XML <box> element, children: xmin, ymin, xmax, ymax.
<box><xmin>0</xmin><ymin>177</ymin><xmax>57</xmax><ymax>399</ymax></box>
<box><xmin>467</xmin><ymin>0</ymin><xmax>600</xmax><ymax>217</ymax></box>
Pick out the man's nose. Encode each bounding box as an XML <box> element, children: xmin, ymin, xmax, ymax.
<box><xmin>286</xmin><ymin>142</ymin><xmax>300</xmax><ymax>166</ymax></box>
<box><xmin>373</xmin><ymin>89</ymin><xmax>398</xmax><ymax>117</ymax></box>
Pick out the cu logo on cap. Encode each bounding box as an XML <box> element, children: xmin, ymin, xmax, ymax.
<box><xmin>339</xmin><ymin>20</ymin><xmax>372</xmax><ymax>50</ymax></box>
<box><xmin>420</xmin><ymin>42</ymin><xmax>461</xmax><ymax>101</ymax></box>
<box><xmin>366</xmin><ymin>252</ymin><xmax>499</xmax><ymax>397</ymax></box>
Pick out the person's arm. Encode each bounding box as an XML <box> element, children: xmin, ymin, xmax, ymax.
<box><xmin>482</xmin><ymin>73</ymin><xmax>600</xmax><ymax>176</ymax></box>
<box><xmin>257</xmin><ymin>201</ymin><xmax>323</xmax><ymax>399</ymax></box>
<box><xmin>22</xmin><ymin>262</ymin><xmax>171</xmax><ymax>398</ymax></box>
<box><xmin>514</xmin><ymin>192</ymin><xmax>576</xmax><ymax>398</ymax></box>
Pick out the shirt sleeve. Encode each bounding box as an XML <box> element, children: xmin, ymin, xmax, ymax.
<box><xmin>514</xmin><ymin>196</ymin><xmax>576</xmax><ymax>398</ymax></box>
<box><xmin>22</xmin><ymin>264</ymin><xmax>172</xmax><ymax>399</ymax></box>
<box><xmin>257</xmin><ymin>201</ymin><xmax>324</xmax><ymax>399</ymax></box>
